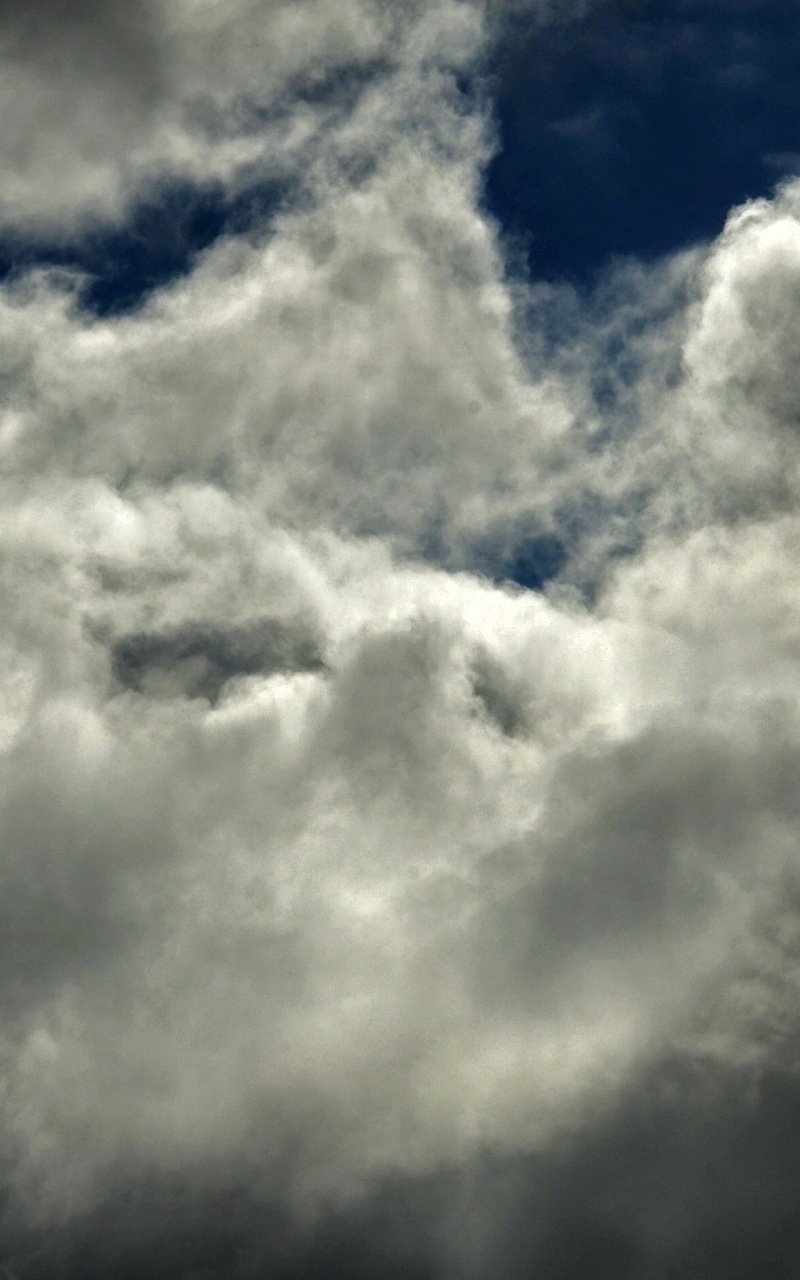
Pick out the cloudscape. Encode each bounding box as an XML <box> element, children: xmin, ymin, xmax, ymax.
<box><xmin>2</xmin><ymin>1</ymin><xmax>800</xmax><ymax>1276</ymax></box>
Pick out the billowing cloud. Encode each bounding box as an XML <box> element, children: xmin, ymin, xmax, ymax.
<box><xmin>2</xmin><ymin>2</ymin><xmax>800</xmax><ymax>1277</ymax></box>
<box><xmin>0</xmin><ymin>0</ymin><xmax>488</xmax><ymax>234</ymax></box>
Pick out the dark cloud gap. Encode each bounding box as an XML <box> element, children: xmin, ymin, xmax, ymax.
<box><xmin>0</xmin><ymin>181</ymin><xmax>284</xmax><ymax>317</ymax></box>
<box><xmin>110</xmin><ymin>618</ymin><xmax>326</xmax><ymax>702</ymax></box>
<box><xmin>485</xmin><ymin>0</ymin><xmax>800</xmax><ymax>283</ymax></box>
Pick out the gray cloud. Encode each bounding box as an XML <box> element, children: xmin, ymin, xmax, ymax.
<box><xmin>109</xmin><ymin>616</ymin><xmax>325</xmax><ymax>701</ymax></box>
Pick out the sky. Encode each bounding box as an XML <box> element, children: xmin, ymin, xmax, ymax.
<box><xmin>2</xmin><ymin>1</ymin><xmax>800</xmax><ymax>1276</ymax></box>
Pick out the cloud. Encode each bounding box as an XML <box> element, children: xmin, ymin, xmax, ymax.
<box><xmin>2</xmin><ymin>2</ymin><xmax>800</xmax><ymax>1277</ymax></box>
<box><xmin>0</xmin><ymin>0</ymin><xmax>486</xmax><ymax>235</ymax></box>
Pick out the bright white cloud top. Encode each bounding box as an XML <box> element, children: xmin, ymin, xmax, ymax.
<box><xmin>2</xmin><ymin>2</ymin><xmax>800</xmax><ymax>1276</ymax></box>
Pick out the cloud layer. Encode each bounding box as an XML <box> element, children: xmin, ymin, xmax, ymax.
<box><xmin>3</xmin><ymin>2</ymin><xmax>800</xmax><ymax>1276</ymax></box>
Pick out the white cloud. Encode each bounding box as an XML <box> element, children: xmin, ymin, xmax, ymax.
<box><xmin>2</xmin><ymin>2</ymin><xmax>800</xmax><ymax>1272</ymax></box>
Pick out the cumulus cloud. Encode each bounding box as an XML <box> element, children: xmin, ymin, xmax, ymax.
<box><xmin>0</xmin><ymin>0</ymin><xmax>487</xmax><ymax>234</ymax></box>
<box><xmin>2</xmin><ymin>1</ymin><xmax>800</xmax><ymax>1276</ymax></box>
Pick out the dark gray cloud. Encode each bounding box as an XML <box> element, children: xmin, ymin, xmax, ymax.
<box><xmin>6</xmin><ymin>1056</ymin><xmax>800</xmax><ymax>1278</ymax></box>
<box><xmin>110</xmin><ymin>617</ymin><xmax>325</xmax><ymax>701</ymax></box>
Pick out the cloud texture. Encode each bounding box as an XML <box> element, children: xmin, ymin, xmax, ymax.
<box><xmin>3</xmin><ymin>1</ymin><xmax>800</xmax><ymax>1276</ymax></box>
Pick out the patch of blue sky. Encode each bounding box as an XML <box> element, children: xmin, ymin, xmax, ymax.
<box><xmin>0</xmin><ymin>179</ymin><xmax>284</xmax><ymax>317</ymax></box>
<box><xmin>484</xmin><ymin>0</ymin><xmax>800</xmax><ymax>284</ymax></box>
<box><xmin>499</xmin><ymin>532</ymin><xmax>568</xmax><ymax>592</ymax></box>
<box><xmin>464</xmin><ymin>526</ymin><xmax>569</xmax><ymax>593</ymax></box>
<box><xmin>475</xmin><ymin>0</ymin><xmax>800</xmax><ymax>595</ymax></box>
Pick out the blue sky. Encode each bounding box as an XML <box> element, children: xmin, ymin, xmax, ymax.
<box><xmin>3</xmin><ymin>3</ymin><xmax>800</xmax><ymax>1278</ymax></box>
<box><xmin>487</xmin><ymin>0</ymin><xmax>800</xmax><ymax>280</ymax></box>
